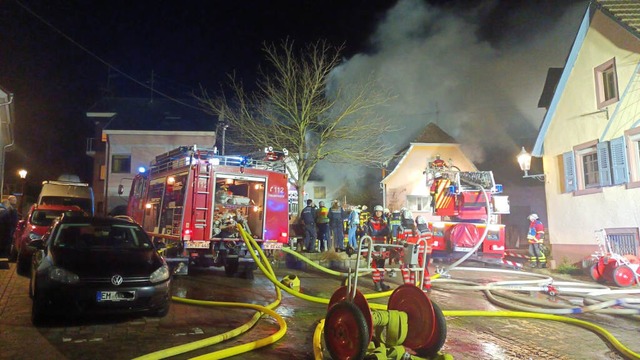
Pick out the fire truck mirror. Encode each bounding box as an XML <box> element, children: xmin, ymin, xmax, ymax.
<box><xmin>118</xmin><ymin>184</ymin><xmax>124</xmax><ymax>195</ymax></box>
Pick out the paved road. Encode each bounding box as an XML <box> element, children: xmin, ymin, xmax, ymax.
<box><xmin>1</xmin><ymin>256</ymin><xmax>639</xmax><ymax>360</ymax></box>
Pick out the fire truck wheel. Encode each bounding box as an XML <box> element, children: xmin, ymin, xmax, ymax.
<box><xmin>224</xmin><ymin>259</ymin><xmax>239</xmax><ymax>277</ymax></box>
<box><xmin>612</xmin><ymin>265</ymin><xmax>636</xmax><ymax>287</ymax></box>
<box><xmin>324</xmin><ymin>301</ymin><xmax>369</xmax><ymax>360</ymax></box>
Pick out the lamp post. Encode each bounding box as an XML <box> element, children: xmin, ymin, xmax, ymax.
<box><xmin>517</xmin><ymin>147</ymin><xmax>545</xmax><ymax>182</ymax></box>
<box><xmin>18</xmin><ymin>169</ymin><xmax>27</xmax><ymax>216</ymax></box>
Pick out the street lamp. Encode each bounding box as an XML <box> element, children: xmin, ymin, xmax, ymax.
<box><xmin>517</xmin><ymin>147</ymin><xmax>545</xmax><ymax>182</ymax></box>
<box><xmin>18</xmin><ymin>169</ymin><xmax>27</xmax><ymax>216</ymax></box>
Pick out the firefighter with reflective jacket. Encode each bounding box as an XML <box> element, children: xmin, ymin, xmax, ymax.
<box><xmin>366</xmin><ymin>205</ymin><xmax>391</xmax><ymax>292</ymax></box>
<box><xmin>358</xmin><ymin>205</ymin><xmax>370</xmax><ymax>237</ymax></box>
<box><xmin>389</xmin><ymin>210</ymin><xmax>402</xmax><ymax>242</ymax></box>
<box><xmin>527</xmin><ymin>213</ymin><xmax>546</xmax><ymax>268</ymax></box>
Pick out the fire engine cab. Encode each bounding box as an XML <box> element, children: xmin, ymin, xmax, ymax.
<box><xmin>426</xmin><ymin>162</ymin><xmax>510</xmax><ymax>265</ymax></box>
<box><xmin>125</xmin><ymin>145</ymin><xmax>289</xmax><ymax>276</ymax></box>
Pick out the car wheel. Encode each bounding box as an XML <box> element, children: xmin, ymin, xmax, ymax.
<box><xmin>31</xmin><ymin>293</ymin><xmax>47</xmax><ymax>326</ymax></box>
<box><xmin>154</xmin><ymin>302</ymin><xmax>171</xmax><ymax>317</ymax></box>
<box><xmin>9</xmin><ymin>243</ymin><xmax>18</xmax><ymax>262</ymax></box>
<box><xmin>16</xmin><ymin>253</ymin><xmax>30</xmax><ymax>276</ymax></box>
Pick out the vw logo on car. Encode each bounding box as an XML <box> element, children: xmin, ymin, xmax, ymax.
<box><xmin>111</xmin><ymin>275</ymin><xmax>124</xmax><ymax>286</ymax></box>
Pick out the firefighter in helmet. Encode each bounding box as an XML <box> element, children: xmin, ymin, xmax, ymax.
<box><xmin>358</xmin><ymin>205</ymin><xmax>370</xmax><ymax>237</ymax></box>
<box><xmin>430</xmin><ymin>171</ymin><xmax>444</xmax><ymax>212</ymax></box>
<box><xmin>527</xmin><ymin>213</ymin><xmax>546</xmax><ymax>268</ymax></box>
<box><xmin>430</xmin><ymin>154</ymin><xmax>447</xmax><ymax>170</ymax></box>
<box><xmin>366</xmin><ymin>205</ymin><xmax>391</xmax><ymax>292</ymax></box>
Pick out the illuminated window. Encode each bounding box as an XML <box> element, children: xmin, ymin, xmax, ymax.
<box><xmin>313</xmin><ymin>186</ymin><xmax>326</xmax><ymax>199</ymax></box>
<box><xmin>112</xmin><ymin>154</ymin><xmax>131</xmax><ymax>174</ymax></box>
<box><xmin>406</xmin><ymin>195</ymin><xmax>430</xmax><ymax>211</ymax></box>
<box><xmin>594</xmin><ymin>58</ymin><xmax>619</xmax><ymax>109</ymax></box>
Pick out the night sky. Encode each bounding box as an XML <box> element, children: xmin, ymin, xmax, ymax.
<box><xmin>0</xmin><ymin>0</ymin><xmax>586</xmax><ymax>188</ymax></box>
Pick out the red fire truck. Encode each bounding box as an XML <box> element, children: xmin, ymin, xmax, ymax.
<box><xmin>125</xmin><ymin>145</ymin><xmax>290</xmax><ymax>276</ymax></box>
<box><xmin>426</xmin><ymin>165</ymin><xmax>510</xmax><ymax>265</ymax></box>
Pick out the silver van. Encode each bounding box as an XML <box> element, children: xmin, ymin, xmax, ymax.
<box><xmin>38</xmin><ymin>180</ymin><xmax>95</xmax><ymax>215</ymax></box>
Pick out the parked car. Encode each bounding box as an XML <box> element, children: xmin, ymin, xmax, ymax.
<box><xmin>11</xmin><ymin>204</ymin><xmax>86</xmax><ymax>275</ymax></box>
<box><xmin>29</xmin><ymin>215</ymin><xmax>171</xmax><ymax>325</ymax></box>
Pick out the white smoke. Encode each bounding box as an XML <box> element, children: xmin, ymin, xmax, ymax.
<box><xmin>331</xmin><ymin>0</ymin><xmax>585</xmax><ymax>163</ymax></box>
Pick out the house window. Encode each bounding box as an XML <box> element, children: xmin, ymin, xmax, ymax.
<box><xmin>581</xmin><ymin>151</ymin><xmax>599</xmax><ymax>188</ymax></box>
<box><xmin>603</xmin><ymin>228</ymin><xmax>639</xmax><ymax>257</ymax></box>
<box><xmin>406</xmin><ymin>195</ymin><xmax>430</xmax><ymax>211</ymax></box>
<box><xmin>594</xmin><ymin>58</ymin><xmax>619</xmax><ymax>108</ymax></box>
<box><xmin>563</xmin><ymin>140</ymin><xmax>606</xmax><ymax>195</ymax></box>
<box><xmin>112</xmin><ymin>154</ymin><xmax>131</xmax><ymax>174</ymax></box>
<box><xmin>313</xmin><ymin>186</ymin><xmax>326</xmax><ymax>199</ymax></box>
<box><xmin>624</xmin><ymin>128</ymin><xmax>640</xmax><ymax>187</ymax></box>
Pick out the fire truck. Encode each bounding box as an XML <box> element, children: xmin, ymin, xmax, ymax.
<box><xmin>125</xmin><ymin>145</ymin><xmax>290</xmax><ymax>276</ymax></box>
<box><xmin>425</xmin><ymin>163</ymin><xmax>510</xmax><ymax>265</ymax></box>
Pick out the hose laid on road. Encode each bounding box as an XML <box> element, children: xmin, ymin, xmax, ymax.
<box><xmin>134</xmin><ymin>225</ymin><xmax>287</xmax><ymax>360</ymax></box>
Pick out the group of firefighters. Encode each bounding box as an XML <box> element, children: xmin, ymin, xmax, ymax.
<box><xmin>299</xmin><ymin>200</ymin><xmax>434</xmax><ymax>292</ymax></box>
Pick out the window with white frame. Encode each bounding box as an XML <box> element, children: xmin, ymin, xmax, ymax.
<box><xmin>406</xmin><ymin>195</ymin><xmax>430</xmax><ymax>211</ymax></box>
<box><xmin>624</xmin><ymin>127</ymin><xmax>640</xmax><ymax>186</ymax></box>
<box><xmin>594</xmin><ymin>58</ymin><xmax>619</xmax><ymax>109</ymax></box>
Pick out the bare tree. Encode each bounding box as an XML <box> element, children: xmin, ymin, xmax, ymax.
<box><xmin>196</xmin><ymin>40</ymin><xmax>395</xmax><ymax>211</ymax></box>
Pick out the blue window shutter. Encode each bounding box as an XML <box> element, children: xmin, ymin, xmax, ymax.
<box><xmin>597</xmin><ymin>142</ymin><xmax>612</xmax><ymax>187</ymax></box>
<box><xmin>610</xmin><ymin>136</ymin><xmax>629</xmax><ymax>185</ymax></box>
<box><xmin>563</xmin><ymin>151</ymin><xmax>576</xmax><ymax>193</ymax></box>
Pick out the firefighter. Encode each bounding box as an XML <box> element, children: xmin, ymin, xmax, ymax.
<box><xmin>358</xmin><ymin>205</ymin><xmax>370</xmax><ymax>237</ymax></box>
<box><xmin>329</xmin><ymin>200</ymin><xmax>345</xmax><ymax>252</ymax></box>
<box><xmin>527</xmin><ymin>213</ymin><xmax>547</xmax><ymax>268</ymax></box>
<box><xmin>300</xmin><ymin>199</ymin><xmax>317</xmax><ymax>252</ymax></box>
<box><xmin>316</xmin><ymin>201</ymin><xmax>330</xmax><ymax>252</ymax></box>
<box><xmin>347</xmin><ymin>205</ymin><xmax>360</xmax><ymax>249</ymax></box>
<box><xmin>366</xmin><ymin>205</ymin><xmax>391</xmax><ymax>292</ymax></box>
<box><xmin>400</xmin><ymin>215</ymin><xmax>433</xmax><ymax>290</ymax></box>
<box><xmin>398</xmin><ymin>208</ymin><xmax>416</xmax><ymax>242</ymax></box>
<box><xmin>430</xmin><ymin>154</ymin><xmax>447</xmax><ymax>169</ymax></box>
<box><xmin>389</xmin><ymin>209</ymin><xmax>402</xmax><ymax>242</ymax></box>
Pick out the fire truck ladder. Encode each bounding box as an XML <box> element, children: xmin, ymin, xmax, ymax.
<box><xmin>192</xmin><ymin>157</ymin><xmax>212</xmax><ymax>232</ymax></box>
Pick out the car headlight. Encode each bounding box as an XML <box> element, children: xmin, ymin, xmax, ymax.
<box><xmin>150</xmin><ymin>264</ymin><xmax>170</xmax><ymax>283</ymax></box>
<box><xmin>28</xmin><ymin>232</ymin><xmax>43</xmax><ymax>241</ymax></box>
<box><xmin>48</xmin><ymin>267</ymin><xmax>80</xmax><ymax>284</ymax></box>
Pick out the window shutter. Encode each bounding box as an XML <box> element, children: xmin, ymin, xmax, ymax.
<box><xmin>563</xmin><ymin>151</ymin><xmax>576</xmax><ymax>193</ymax></box>
<box><xmin>610</xmin><ymin>136</ymin><xmax>629</xmax><ymax>185</ymax></box>
<box><xmin>597</xmin><ymin>141</ymin><xmax>612</xmax><ymax>187</ymax></box>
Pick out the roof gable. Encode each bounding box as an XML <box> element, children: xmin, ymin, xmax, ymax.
<box><xmin>86</xmin><ymin>97</ymin><xmax>215</xmax><ymax>132</ymax></box>
<box><xmin>412</xmin><ymin>122</ymin><xmax>457</xmax><ymax>144</ymax></box>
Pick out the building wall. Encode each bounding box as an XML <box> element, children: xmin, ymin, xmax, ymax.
<box><xmin>383</xmin><ymin>143</ymin><xmax>477</xmax><ymax>220</ymax></box>
<box><xmin>102</xmin><ymin>131</ymin><xmax>215</xmax><ymax>214</ymax></box>
<box><xmin>541</xmin><ymin>11</ymin><xmax>640</xmax><ymax>263</ymax></box>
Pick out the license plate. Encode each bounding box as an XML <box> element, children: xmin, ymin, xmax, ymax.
<box><xmin>96</xmin><ymin>291</ymin><xmax>135</xmax><ymax>302</ymax></box>
<box><xmin>262</xmin><ymin>241</ymin><xmax>283</xmax><ymax>250</ymax></box>
<box><xmin>185</xmin><ymin>240</ymin><xmax>210</xmax><ymax>249</ymax></box>
<box><xmin>454</xmin><ymin>246</ymin><xmax>474</xmax><ymax>252</ymax></box>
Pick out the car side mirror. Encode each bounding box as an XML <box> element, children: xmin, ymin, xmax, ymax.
<box><xmin>28</xmin><ymin>239</ymin><xmax>45</xmax><ymax>251</ymax></box>
<box><xmin>118</xmin><ymin>184</ymin><xmax>125</xmax><ymax>195</ymax></box>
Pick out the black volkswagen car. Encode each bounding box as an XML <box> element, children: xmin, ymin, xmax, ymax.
<box><xmin>29</xmin><ymin>215</ymin><xmax>171</xmax><ymax>325</ymax></box>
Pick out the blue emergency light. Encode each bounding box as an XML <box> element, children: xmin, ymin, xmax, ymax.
<box><xmin>448</xmin><ymin>185</ymin><xmax>457</xmax><ymax>194</ymax></box>
<box><xmin>138</xmin><ymin>166</ymin><xmax>147</xmax><ymax>173</ymax></box>
<box><xmin>495</xmin><ymin>184</ymin><xmax>503</xmax><ymax>193</ymax></box>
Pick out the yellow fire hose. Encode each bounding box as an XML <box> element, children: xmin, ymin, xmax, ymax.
<box><xmin>137</xmin><ymin>224</ymin><xmax>640</xmax><ymax>360</ymax></box>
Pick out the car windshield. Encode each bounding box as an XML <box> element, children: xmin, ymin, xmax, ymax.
<box><xmin>53</xmin><ymin>223</ymin><xmax>153</xmax><ymax>250</ymax></box>
<box><xmin>31</xmin><ymin>210</ymin><xmax>84</xmax><ymax>227</ymax></box>
<box><xmin>41</xmin><ymin>196</ymin><xmax>92</xmax><ymax>215</ymax></box>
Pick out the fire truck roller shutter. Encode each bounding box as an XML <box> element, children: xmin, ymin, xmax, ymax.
<box><xmin>450</xmin><ymin>223</ymin><xmax>481</xmax><ymax>250</ymax></box>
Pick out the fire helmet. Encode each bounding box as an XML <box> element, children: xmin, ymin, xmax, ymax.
<box><xmin>528</xmin><ymin>213</ymin><xmax>539</xmax><ymax>221</ymax></box>
<box><xmin>374</xmin><ymin>205</ymin><xmax>383</xmax><ymax>212</ymax></box>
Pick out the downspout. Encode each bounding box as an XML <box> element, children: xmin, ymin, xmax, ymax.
<box><xmin>1</xmin><ymin>93</ymin><xmax>15</xmax><ymax>199</ymax></box>
<box><xmin>103</xmin><ymin>134</ymin><xmax>110</xmax><ymax>215</ymax></box>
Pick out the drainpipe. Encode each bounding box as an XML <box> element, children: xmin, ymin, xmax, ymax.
<box><xmin>1</xmin><ymin>93</ymin><xmax>15</xmax><ymax>199</ymax></box>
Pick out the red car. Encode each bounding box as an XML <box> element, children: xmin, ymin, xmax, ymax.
<box><xmin>11</xmin><ymin>204</ymin><xmax>86</xmax><ymax>275</ymax></box>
